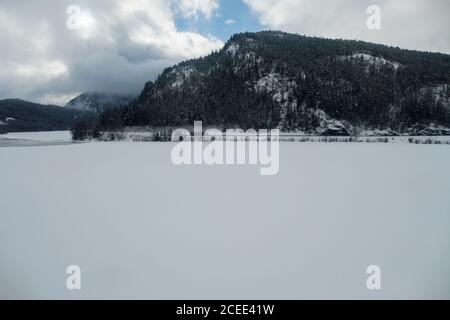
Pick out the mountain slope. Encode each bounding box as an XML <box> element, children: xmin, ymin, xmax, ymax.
<box><xmin>65</xmin><ymin>91</ymin><xmax>135</xmax><ymax>114</ymax></box>
<box><xmin>0</xmin><ymin>99</ymin><xmax>97</xmax><ymax>133</ymax></box>
<box><xmin>100</xmin><ymin>31</ymin><xmax>450</xmax><ymax>135</ymax></box>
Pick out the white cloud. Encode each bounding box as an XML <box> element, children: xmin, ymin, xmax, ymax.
<box><xmin>225</xmin><ymin>19</ymin><xmax>236</xmax><ymax>25</ymax></box>
<box><xmin>0</xmin><ymin>0</ymin><xmax>224</xmax><ymax>105</ymax></box>
<box><xmin>175</xmin><ymin>0</ymin><xmax>220</xmax><ymax>19</ymax></box>
<box><xmin>244</xmin><ymin>0</ymin><xmax>450</xmax><ymax>54</ymax></box>
<box><xmin>115</xmin><ymin>0</ymin><xmax>223</xmax><ymax>59</ymax></box>
<box><xmin>13</xmin><ymin>61</ymin><xmax>68</xmax><ymax>79</ymax></box>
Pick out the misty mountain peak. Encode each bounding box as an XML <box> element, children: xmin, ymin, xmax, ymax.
<box><xmin>65</xmin><ymin>91</ymin><xmax>135</xmax><ymax>114</ymax></box>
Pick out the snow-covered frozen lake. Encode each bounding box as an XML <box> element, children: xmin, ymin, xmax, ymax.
<box><xmin>0</xmin><ymin>131</ymin><xmax>73</xmax><ymax>147</ymax></box>
<box><xmin>0</xmin><ymin>138</ymin><xmax>449</xmax><ymax>299</ymax></box>
<box><xmin>0</xmin><ymin>131</ymin><xmax>72</xmax><ymax>142</ymax></box>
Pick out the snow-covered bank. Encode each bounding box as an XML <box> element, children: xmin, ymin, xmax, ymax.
<box><xmin>93</xmin><ymin>127</ymin><xmax>450</xmax><ymax>144</ymax></box>
<box><xmin>0</xmin><ymin>131</ymin><xmax>74</xmax><ymax>147</ymax></box>
<box><xmin>0</xmin><ymin>131</ymin><xmax>72</xmax><ymax>142</ymax></box>
<box><xmin>0</xmin><ymin>142</ymin><xmax>449</xmax><ymax>299</ymax></box>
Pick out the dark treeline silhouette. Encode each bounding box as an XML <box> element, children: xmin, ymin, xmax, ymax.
<box><xmin>0</xmin><ymin>99</ymin><xmax>97</xmax><ymax>133</ymax></box>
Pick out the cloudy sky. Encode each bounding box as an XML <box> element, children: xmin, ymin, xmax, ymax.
<box><xmin>0</xmin><ymin>0</ymin><xmax>449</xmax><ymax>106</ymax></box>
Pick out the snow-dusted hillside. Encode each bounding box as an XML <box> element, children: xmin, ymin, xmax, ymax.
<box><xmin>339</xmin><ymin>53</ymin><xmax>401</xmax><ymax>72</ymax></box>
<box><xmin>111</xmin><ymin>31</ymin><xmax>450</xmax><ymax>136</ymax></box>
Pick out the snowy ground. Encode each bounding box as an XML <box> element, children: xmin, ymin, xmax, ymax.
<box><xmin>0</xmin><ymin>135</ymin><xmax>450</xmax><ymax>299</ymax></box>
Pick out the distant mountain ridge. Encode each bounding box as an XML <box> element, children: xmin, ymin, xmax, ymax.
<box><xmin>0</xmin><ymin>99</ymin><xmax>96</xmax><ymax>134</ymax></box>
<box><xmin>65</xmin><ymin>91</ymin><xmax>135</xmax><ymax>114</ymax></box>
<box><xmin>99</xmin><ymin>31</ymin><xmax>450</xmax><ymax>135</ymax></box>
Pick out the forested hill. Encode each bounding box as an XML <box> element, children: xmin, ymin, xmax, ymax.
<box><xmin>0</xmin><ymin>99</ymin><xmax>96</xmax><ymax>134</ymax></box>
<box><xmin>99</xmin><ymin>31</ymin><xmax>450</xmax><ymax>135</ymax></box>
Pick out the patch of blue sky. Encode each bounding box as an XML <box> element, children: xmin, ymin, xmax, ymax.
<box><xmin>175</xmin><ymin>0</ymin><xmax>263</xmax><ymax>42</ymax></box>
